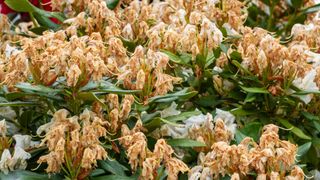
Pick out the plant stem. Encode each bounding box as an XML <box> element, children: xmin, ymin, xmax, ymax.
<box><xmin>29</xmin><ymin>12</ymin><xmax>39</xmax><ymax>27</ymax></box>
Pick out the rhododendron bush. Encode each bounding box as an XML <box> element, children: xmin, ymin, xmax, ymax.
<box><xmin>1</xmin><ymin>0</ymin><xmax>320</xmax><ymax>179</ymax></box>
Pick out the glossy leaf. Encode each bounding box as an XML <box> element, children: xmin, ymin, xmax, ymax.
<box><xmin>235</xmin><ymin>130</ymin><xmax>247</xmax><ymax>144</ymax></box>
<box><xmin>148</xmin><ymin>88</ymin><xmax>198</xmax><ymax>103</ymax></box>
<box><xmin>98</xmin><ymin>160</ymin><xmax>128</xmax><ymax>176</ymax></box>
<box><xmin>302</xmin><ymin>111</ymin><xmax>320</xmax><ymax>121</ymax></box>
<box><xmin>239</xmin><ymin>122</ymin><xmax>262</xmax><ymax>141</ymax></box>
<box><xmin>165</xmin><ymin>111</ymin><xmax>202</xmax><ymax>122</ymax></box>
<box><xmin>106</xmin><ymin>0</ymin><xmax>120</xmax><ymax>10</ymax></box>
<box><xmin>0</xmin><ymin>170</ymin><xmax>61</xmax><ymax>180</ymax></box>
<box><xmin>296</xmin><ymin>142</ymin><xmax>312</xmax><ymax>161</ymax></box>
<box><xmin>166</xmin><ymin>138</ymin><xmax>206</xmax><ymax>147</ymax></box>
<box><xmin>277</xmin><ymin>119</ymin><xmax>311</xmax><ymax>140</ymax></box>
<box><xmin>161</xmin><ymin>50</ymin><xmax>188</xmax><ymax>65</ymax></box>
<box><xmin>92</xmin><ymin>175</ymin><xmax>137</xmax><ymax>180</ymax></box>
<box><xmin>34</xmin><ymin>13</ymin><xmax>60</xmax><ymax>30</ymax></box>
<box><xmin>15</xmin><ymin>83</ymin><xmax>61</xmax><ymax>94</ymax></box>
<box><xmin>5</xmin><ymin>0</ymin><xmax>65</xmax><ymax>22</ymax></box>
<box><xmin>90</xmin><ymin>169</ymin><xmax>106</xmax><ymax>177</ymax></box>
<box><xmin>302</xmin><ymin>3</ymin><xmax>320</xmax><ymax>14</ymax></box>
<box><xmin>29</xmin><ymin>27</ymin><xmax>49</xmax><ymax>35</ymax></box>
<box><xmin>99</xmin><ymin>81</ymin><xmax>141</xmax><ymax>94</ymax></box>
<box><xmin>240</xmin><ymin>86</ymin><xmax>269</xmax><ymax>94</ymax></box>
<box><xmin>0</xmin><ymin>101</ymin><xmax>39</xmax><ymax>107</ymax></box>
<box><xmin>92</xmin><ymin>171</ymin><xmax>139</xmax><ymax>180</ymax></box>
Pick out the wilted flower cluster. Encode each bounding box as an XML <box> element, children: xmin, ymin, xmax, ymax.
<box><xmin>37</xmin><ymin>109</ymin><xmax>108</xmax><ymax>178</ymax></box>
<box><xmin>106</xmin><ymin>94</ymin><xmax>135</xmax><ymax>132</ymax></box>
<box><xmin>119</xmin><ymin>120</ymin><xmax>189</xmax><ymax>180</ymax></box>
<box><xmin>189</xmin><ymin>124</ymin><xmax>300</xmax><ymax>180</ymax></box>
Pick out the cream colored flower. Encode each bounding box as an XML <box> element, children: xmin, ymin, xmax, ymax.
<box><xmin>0</xmin><ymin>119</ymin><xmax>7</xmax><ymax>137</ymax></box>
<box><xmin>10</xmin><ymin>146</ymin><xmax>31</xmax><ymax>170</ymax></box>
<box><xmin>292</xmin><ymin>69</ymin><xmax>319</xmax><ymax>104</ymax></box>
<box><xmin>160</xmin><ymin>102</ymin><xmax>181</xmax><ymax>118</ymax></box>
<box><xmin>0</xmin><ymin>149</ymin><xmax>12</xmax><ymax>174</ymax></box>
<box><xmin>0</xmin><ymin>147</ymin><xmax>31</xmax><ymax>174</ymax></box>
<box><xmin>13</xmin><ymin>134</ymin><xmax>31</xmax><ymax>149</ymax></box>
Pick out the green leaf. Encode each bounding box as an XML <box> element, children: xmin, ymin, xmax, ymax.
<box><xmin>0</xmin><ymin>101</ymin><xmax>39</xmax><ymax>107</ymax></box>
<box><xmin>166</xmin><ymin>138</ymin><xmax>206</xmax><ymax>147</ymax></box>
<box><xmin>296</xmin><ymin>142</ymin><xmax>312</xmax><ymax>161</ymax></box>
<box><xmin>301</xmin><ymin>111</ymin><xmax>320</xmax><ymax>132</ymax></box>
<box><xmin>205</xmin><ymin>53</ymin><xmax>215</xmax><ymax>68</ymax></box>
<box><xmin>92</xmin><ymin>170</ymin><xmax>139</xmax><ymax>180</ymax></box>
<box><xmin>148</xmin><ymin>88</ymin><xmax>197</xmax><ymax>103</ymax></box>
<box><xmin>120</xmin><ymin>38</ymin><xmax>137</xmax><ymax>53</ymax></box>
<box><xmin>165</xmin><ymin>111</ymin><xmax>202</xmax><ymax>122</ymax></box>
<box><xmin>277</xmin><ymin>119</ymin><xmax>311</xmax><ymax>140</ymax></box>
<box><xmin>301</xmin><ymin>111</ymin><xmax>320</xmax><ymax>121</ymax></box>
<box><xmin>16</xmin><ymin>83</ymin><xmax>61</xmax><ymax>94</ymax></box>
<box><xmin>5</xmin><ymin>0</ymin><xmax>35</xmax><ymax>12</ymax></box>
<box><xmin>244</xmin><ymin>93</ymin><xmax>256</xmax><ymax>103</ymax></box>
<box><xmin>235</xmin><ymin>130</ymin><xmax>247</xmax><ymax>144</ymax></box>
<box><xmin>239</xmin><ymin>122</ymin><xmax>262</xmax><ymax>141</ymax></box>
<box><xmin>144</xmin><ymin>117</ymin><xmax>183</xmax><ymax>132</ymax></box>
<box><xmin>92</xmin><ymin>175</ymin><xmax>137</xmax><ymax>180</ymax></box>
<box><xmin>231</xmin><ymin>60</ymin><xmax>253</xmax><ymax>75</ymax></box>
<box><xmin>19</xmin><ymin>110</ymin><xmax>34</xmax><ymax>127</ymax></box>
<box><xmin>230</xmin><ymin>107</ymin><xmax>256</xmax><ymax>116</ymax></box>
<box><xmin>106</xmin><ymin>0</ymin><xmax>120</xmax><ymax>10</ymax></box>
<box><xmin>180</xmin><ymin>53</ymin><xmax>192</xmax><ymax>65</ymax></box>
<box><xmin>79</xmin><ymin>81</ymin><xmax>99</xmax><ymax>91</ymax></box>
<box><xmin>90</xmin><ymin>169</ymin><xmax>106</xmax><ymax>177</ymax></box>
<box><xmin>221</xmin><ymin>175</ymin><xmax>231</xmax><ymax>180</ymax></box>
<box><xmin>161</xmin><ymin>50</ymin><xmax>187</xmax><ymax>65</ymax></box>
<box><xmin>29</xmin><ymin>26</ymin><xmax>49</xmax><ymax>35</ymax></box>
<box><xmin>287</xmin><ymin>0</ymin><xmax>303</xmax><ymax>8</ymax></box>
<box><xmin>195</xmin><ymin>95</ymin><xmax>221</xmax><ymax>107</ymax></box>
<box><xmin>98</xmin><ymin>160</ymin><xmax>128</xmax><ymax>176</ymax></box>
<box><xmin>5</xmin><ymin>0</ymin><xmax>65</xmax><ymax>22</ymax></box>
<box><xmin>0</xmin><ymin>170</ymin><xmax>61</xmax><ymax>180</ymax></box>
<box><xmin>141</xmin><ymin>111</ymin><xmax>161</xmax><ymax>123</ymax></box>
<box><xmin>220</xmin><ymin>44</ymin><xmax>229</xmax><ymax>53</ymax></box>
<box><xmin>34</xmin><ymin>13</ymin><xmax>60</xmax><ymax>30</ymax></box>
<box><xmin>99</xmin><ymin>81</ymin><xmax>141</xmax><ymax>94</ymax></box>
<box><xmin>15</xmin><ymin>83</ymin><xmax>63</xmax><ymax>100</ymax></box>
<box><xmin>292</xmin><ymin>89</ymin><xmax>320</xmax><ymax>95</ymax></box>
<box><xmin>229</xmin><ymin>51</ymin><xmax>242</xmax><ymax>61</ymax></box>
<box><xmin>196</xmin><ymin>54</ymin><xmax>206</xmax><ymax>68</ymax></box>
<box><xmin>5</xmin><ymin>92</ymin><xmax>28</xmax><ymax>101</ymax></box>
<box><xmin>302</xmin><ymin>3</ymin><xmax>320</xmax><ymax>14</ymax></box>
<box><xmin>78</xmin><ymin>92</ymin><xmax>106</xmax><ymax>108</ymax></box>
<box><xmin>144</xmin><ymin>117</ymin><xmax>162</xmax><ymax>131</ymax></box>
<box><xmin>97</xmin><ymin>89</ymin><xmax>141</xmax><ymax>94</ymax></box>
<box><xmin>313</xmin><ymin>121</ymin><xmax>320</xmax><ymax>132</ymax></box>
<box><xmin>240</xmin><ymin>86</ymin><xmax>269</xmax><ymax>94</ymax></box>
<box><xmin>156</xmin><ymin>165</ymin><xmax>168</xmax><ymax>180</ymax></box>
